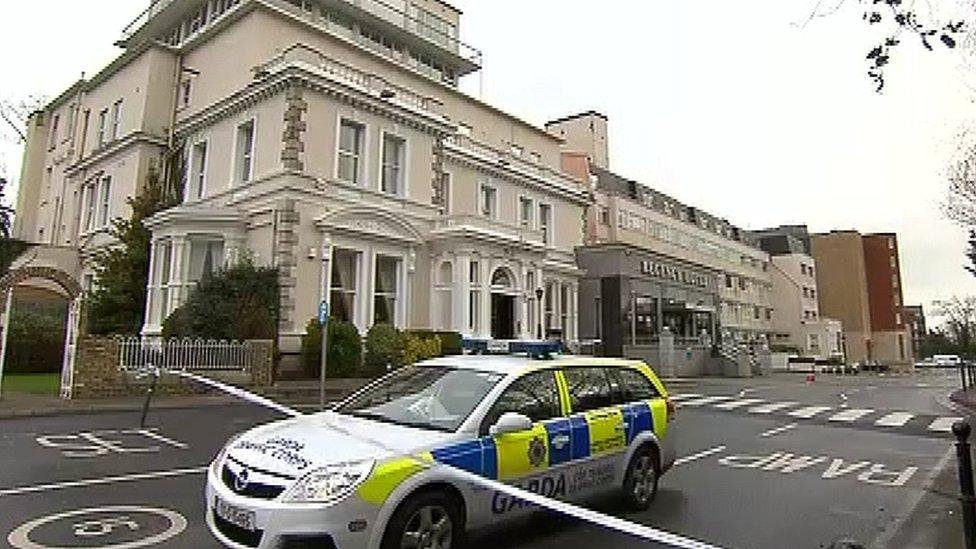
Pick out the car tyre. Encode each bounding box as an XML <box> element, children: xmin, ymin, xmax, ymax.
<box><xmin>381</xmin><ymin>489</ymin><xmax>465</xmax><ymax>549</ymax></box>
<box><xmin>622</xmin><ymin>445</ymin><xmax>659</xmax><ymax>511</ymax></box>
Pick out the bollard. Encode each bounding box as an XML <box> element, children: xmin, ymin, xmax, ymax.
<box><xmin>953</xmin><ymin>421</ymin><xmax>976</xmax><ymax>549</ymax></box>
<box><xmin>962</xmin><ymin>362</ymin><xmax>969</xmax><ymax>392</ymax></box>
<box><xmin>139</xmin><ymin>368</ymin><xmax>160</xmax><ymax>429</ymax></box>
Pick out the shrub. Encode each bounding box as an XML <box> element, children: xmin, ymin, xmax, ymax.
<box><xmin>7</xmin><ymin>304</ymin><xmax>67</xmax><ymax>374</ymax></box>
<box><xmin>364</xmin><ymin>324</ymin><xmax>402</xmax><ymax>372</ymax></box>
<box><xmin>301</xmin><ymin>319</ymin><xmax>363</xmax><ymax>378</ymax></box>
<box><xmin>162</xmin><ymin>258</ymin><xmax>279</xmax><ymax>341</ymax></box>
<box><xmin>403</xmin><ymin>332</ymin><xmax>442</xmax><ymax>365</ymax></box>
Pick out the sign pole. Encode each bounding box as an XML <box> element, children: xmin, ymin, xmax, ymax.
<box><xmin>0</xmin><ymin>287</ymin><xmax>14</xmax><ymax>399</ymax></box>
<box><xmin>319</xmin><ymin>300</ymin><xmax>329</xmax><ymax>411</ymax></box>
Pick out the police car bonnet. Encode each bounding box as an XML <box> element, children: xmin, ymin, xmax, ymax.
<box><xmin>227</xmin><ymin>413</ymin><xmax>455</xmax><ymax>476</ymax></box>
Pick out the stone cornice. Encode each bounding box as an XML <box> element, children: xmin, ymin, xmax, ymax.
<box><xmin>64</xmin><ymin>131</ymin><xmax>169</xmax><ymax>178</ymax></box>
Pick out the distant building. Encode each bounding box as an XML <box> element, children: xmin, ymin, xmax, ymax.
<box><xmin>810</xmin><ymin>231</ymin><xmax>913</xmax><ymax>366</ymax></box>
<box><xmin>902</xmin><ymin>305</ymin><xmax>927</xmax><ymax>359</ymax></box>
<box><xmin>755</xmin><ymin>226</ymin><xmax>844</xmax><ymax>360</ymax></box>
<box><xmin>555</xmin><ymin>113</ymin><xmax>773</xmax><ymax>372</ymax></box>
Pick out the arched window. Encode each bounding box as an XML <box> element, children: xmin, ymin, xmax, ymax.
<box><xmin>491</xmin><ymin>268</ymin><xmax>513</xmax><ymax>289</ymax></box>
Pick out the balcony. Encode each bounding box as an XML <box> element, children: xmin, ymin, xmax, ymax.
<box><xmin>445</xmin><ymin>134</ymin><xmax>585</xmax><ymax>197</ymax></box>
<box><xmin>254</xmin><ymin>43</ymin><xmax>445</xmax><ymax>119</ymax></box>
<box><xmin>432</xmin><ymin>214</ymin><xmax>545</xmax><ymax>248</ymax></box>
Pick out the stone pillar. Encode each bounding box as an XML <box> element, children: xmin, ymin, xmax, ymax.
<box><xmin>568</xmin><ymin>282</ymin><xmax>579</xmax><ymax>343</ymax></box>
<box><xmin>479</xmin><ymin>260</ymin><xmax>491</xmax><ymax>338</ymax></box>
<box><xmin>142</xmin><ymin>238</ymin><xmax>159</xmax><ymax>330</ymax></box>
<box><xmin>659</xmin><ymin>326</ymin><xmax>676</xmax><ymax>378</ymax></box>
<box><xmin>403</xmin><ymin>249</ymin><xmax>415</xmax><ymax>329</ymax></box>
<box><xmin>168</xmin><ymin>236</ymin><xmax>187</xmax><ymax>315</ymax></box>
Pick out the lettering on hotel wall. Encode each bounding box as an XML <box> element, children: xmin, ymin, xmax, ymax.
<box><xmin>639</xmin><ymin>260</ymin><xmax>712</xmax><ymax>289</ymax></box>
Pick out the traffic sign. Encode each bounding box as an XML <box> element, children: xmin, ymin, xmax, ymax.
<box><xmin>318</xmin><ymin>301</ymin><xmax>330</xmax><ymax>325</ymax></box>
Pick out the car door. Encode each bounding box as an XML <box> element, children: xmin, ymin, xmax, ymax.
<box><xmin>609</xmin><ymin>366</ymin><xmax>668</xmax><ymax>442</ymax></box>
<box><xmin>559</xmin><ymin>367</ymin><xmax>627</xmax><ymax>497</ymax></box>
<box><xmin>476</xmin><ymin>369</ymin><xmax>567</xmax><ymax>517</ymax></box>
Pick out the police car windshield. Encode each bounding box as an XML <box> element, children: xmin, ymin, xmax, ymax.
<box><xmin>335</xmin><ymin>366</ymin><xmax>503</xmax><ymax>432</ymax></box>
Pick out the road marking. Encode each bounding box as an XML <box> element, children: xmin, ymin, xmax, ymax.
<box><xmin>35</xmin><ymin>428</ymin><xmax>188</xmax><ymax>458</ymax></box>
<box><xmin>928</xmin><ymin>417</ymin><xmax>963</xmax><ymax>432</ymax></box>
<box><xmin>874</xmin><ymin>412</ymin><xmax>914</xmax><ymax>427</ymax></box>
<box><xmin>668</xmin><ymin>393</ymin><xmax>702</xmax><ymax>402</ymax></box>
<box><xmin>760</xmin><ymin>423</ymin><xmax>798</xmax><ymax>438</ymax></box>
<box><xmin>714</xmin><ymin>398</ymin><xmax>764</xmax><ymax>410</ymax></box>
<box><xmin>673</xmin><ymin>445</ymin><xmax>727</xmax><ymax>467</ymax></box>
<box><xmin>787</xmin><ymin>406</ymin><xmax>832</xmax><ymax>419</ymax></box>
<box><xmin>679</xmin><ymin>396</ymin><xmax>733</xmax><ymax>407</ymax></box>
<box><xmin>8</xmin><ymin>506</ymin><xmax>187</xmax><ymax>549</ymax></box>
<box><xmin>0</xmin><ymin>466</ymin><xmax>208</xmax><ymax>497</ymax></box>
<box><xmin>828</xmin><ymin>409</ymin><xmax>874</xmax><ymax>422</ymax></box>
<box><xmin>749</xmin><ymin>401</ymin><xmax>799</xmax><ymax>414</ymax></box>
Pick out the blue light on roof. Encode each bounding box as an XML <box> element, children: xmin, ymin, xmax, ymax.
<box><xmin>461</xmin><ymin>339</ymin><xmax>562</xmax><ymax>359</ymax></box>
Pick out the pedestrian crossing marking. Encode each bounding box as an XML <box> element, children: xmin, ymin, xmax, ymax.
<box><xmin>787</xmin><ymin>406</ymin><xmax>833</xmax><ymax>419</ymax></box>
<box><xmin>828</xmin><ymin>409</ymin><xmax>874</xmax><ymax>423</ymax></box>
<box><xmin>680</xmin><ymin>396</ymin><xmax>734</xmax><ymax>407</ymax></box>
<box><xmin>928</xmin><ymin>417</ymin><xmax>962</xmax><ymax>433</ymax></box>
<box><xmin>749</xmin><ymin>402</ymin><xmax>799</xmax><ymax>414</ymax></box>
<box><xmin>714</xmin><ymin>398</ymin><xmax>764</xmax><ymax>410</ymax></box>
<box><xmin>668</xmin><ymin>394</ymin><xmax>702</xmax><ymax>402</ymax></box>
<box><xmin>874</xmin><ymin>412</ymin><xmax>913</xmax><ymax>427</ymax></box>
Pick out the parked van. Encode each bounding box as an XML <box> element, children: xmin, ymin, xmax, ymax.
<box><xmin>933</xmin><ymin>355</ymin><xmax>962</xmax><ymax>367</ymax></box>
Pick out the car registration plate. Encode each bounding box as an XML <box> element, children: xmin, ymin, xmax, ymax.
<box><xmin>215</xmin><ymin>496</ymin><xmax>256</xmax><ymax>531</ymax></box>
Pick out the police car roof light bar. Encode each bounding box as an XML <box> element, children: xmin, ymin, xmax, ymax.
<box><xmin>461</xmin><ymin>338</ymin><xmax>561</xmax><ymax>359</ymax></box>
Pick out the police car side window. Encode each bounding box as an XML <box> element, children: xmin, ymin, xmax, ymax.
<box><xmin>563</xmin><ymin>367</ymin><xmax>614</xmax><ymax>412</ymax></box>
<box><xmin>609</xmin><ymin>368</ymin><xmax>660</xmax><ymax>404</ymax></box>
<box><xmin>481</xmin><ymin>371</ymin><xmax>561</xmax><ymax>434</ymax></box>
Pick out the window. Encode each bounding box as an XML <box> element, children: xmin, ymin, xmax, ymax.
<box><xmin>181</xmin><ymin>80</ymin><xmax>192</xmax><ymax>107</ymax></box>
<box><xmin>98</xmin><ymin>176</ymin><xmax>111</xmax><ymax>226</ymax></box>
<box><xmin>158</xmin><ymin>241</ymin><xmax>173</xmax><ymax>317</ymax></box>
<box><xmin>510</xmin><ymin>144</ymin><xmax>523</xmax><ymax>157</ymax></box>
<box><xmin>765</xmin><ymin>309</ymin><xmax>772</xmax><ymax>321</ymax></box>
<box><xmin>563</xmin><ymin>367</ymin><xmax>614</xmax><ymax>412</ymax></box>
<box><xmin>890</xmin><ymin>255</ymin><xmax>896</xmax><ymax>269</ymax></box>
<box><xmin>802</xmin><ymin>287</ymin><xmax>809</xmax><ymax>298</ymax></box>
<box><xmin>97</xmin><ymin>109</ymin><xmax>108</xmax><ymax>145</ymax></box>
<box><xmin>530</xmin><ymin>152</ymin><xmax>541</xmax><ymax>163</ymax></box>
<box><xmin>888</xmin><ymin>238</ymin><xmax>894</xmax><ymax>250</ymax></box>
<box><xmin>111</xmin><ymin>100</ymin><xmax>123</xmax><ymax>139</ymax></box>
<box><xmin>810</xmin><ymin>289</ymin><xmax>816</xmax><ymax>299</ymax></box>
<box><xmin>190</xmin><ymin>141</ymin><xmax>208</xmax><ymax>199</ymax></box>
<box><xmin>83</xmin><ymin>182</ymin><xmax>96</xmax><ymax>232</ymax></box>
<box><xmin>338</xmin><ymin>366</ymin><xmax>503</xmax><ymax>433</ymax></box>
<box><xmin>457</xmin><ymin>123</ymin><xmax>472</xmax><ymax>137</ymax></box>
<box><xmin>608</xmin><ymin>368</ymin><xmax>660</xmax><ymax>403</ymax></box>
<box><xmin>725</xmin><ymin>274</ymin><xmax>733</xmax><ymax>289</ymax></box>
<box><xmin>480</xmin><ymin>184</ymin><xmax>497</xmax><ymax>219</ymax></box>
<box><xmin>435</xmin><ymin>172</ymin><xmax>451</xmax><ymax>212</ymax></box>
<box><xmin>481</xmin><ymin>370</ymin><xmax>561</xmax><ymax>434</ymax></box>
<box><xmin>519</xmin><ymin>197</ymin><xmax>533</xmax><ymax>227</ymax></box>
<box><xmin>754</xmin><ymin>306</ymin><xmax>760</xmax><ymax>320</ymax></box>
<box><xmin>188</xmin><ymin>239</ymin><xmax>224</xmax><ymax>282</ymax></box>
<box><xmin>338</xmin><ymin>120</ymin><xmax>364</xmax><ymax>183</ymax></box>
<box><xmin>539</xmin><ymin>203</ymin><xmax>552</xmax><ymax>245</ymax></box>
<box><xmin>374</xmin><ymin>255</ymin><xmax>400</xmax><ymax>325</ymax></box>
<box><xmin>800</xmin><ymin>264</ymin><xmax>807</xmax><ymax>276</ymax></box>
<box><xmin>435</xmin><ymin>262</ymin><xmax>453</xmax><ymax>330</ymax></box>
<box><xmin>330</xmin><ymin>248</ymin><xmax>359</xmax><ymax>323</ymax></box>
<box><xmin>469</xmin><ymin>260</ymin><xmax>480</xmax><ymax>332</ymax></box>
<box><xmin>236</xmin><ymin>119</ymin><xmax>255</xmax><ymax>183</ymax></box>
<box><xmin>381</xmin><ymin>134</ymin><xmax>405</xmax><ymax>195</ymax></box>
<box><xmin>599</xmin><ymin>207</ymin><xmax>610</xmax><ymax>226</ymax></box>
<box><xmin>48</xmin><ymin>114</ymin><xmax>60</xmax><ymax>150</ymax></box>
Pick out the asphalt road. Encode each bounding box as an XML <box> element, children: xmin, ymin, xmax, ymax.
<box><xmin>0</xmin><ymin>369</ymin><xmax>968</xmax><ymax>549</ymax></box>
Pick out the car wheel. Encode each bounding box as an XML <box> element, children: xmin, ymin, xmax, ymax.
<box><xmin>622</xmin><ymin>445</ymin><xmax>659</xmax><ymax>511</ymax></box>
<box><xmin>381</xmin><ymin>489</ymin><xmax>464</xmax><ymax>549</ymax></box>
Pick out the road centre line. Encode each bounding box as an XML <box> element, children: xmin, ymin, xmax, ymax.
<box><xmin>0</xmin><ymin>466</ymin><xmax>208</xmax><ymax>497</ymax></box>
<box><xmin>673</xmin><ymin>446</ymin><xmax>728</xmax><ymax>467</ymax></box>
<box><xmin>760</xmin><ymin>423</ymin><xmax>798</xmax><ymax>438</ymax></box>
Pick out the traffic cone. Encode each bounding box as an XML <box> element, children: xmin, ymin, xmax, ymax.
<box><xmin>806</xmin><ymin>373</ymin><xmax>816</xmax><ymax>383</ymax></box>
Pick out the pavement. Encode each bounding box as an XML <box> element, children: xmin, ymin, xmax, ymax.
<box><xmin>0</xmin><ymin>368</ymin><xmax>971</xmax><ymax>549</ymax></box>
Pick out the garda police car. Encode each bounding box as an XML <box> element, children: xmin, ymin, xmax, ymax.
<box><xmin>206</xmin><ymin>342</ymin><xmax>676</xmax><ymax>549</ymax></box>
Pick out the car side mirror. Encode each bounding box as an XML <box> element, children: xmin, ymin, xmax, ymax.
<box><xmin>489</xmin><ymin>412</ymin><xmax>532</xmax><ymax>436</ymax></box>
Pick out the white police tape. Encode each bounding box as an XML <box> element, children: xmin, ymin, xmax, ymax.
<box><xmin>163</xmin><ymin>368</ymin><xmax>723</xmax><ymax>549</ymax></box>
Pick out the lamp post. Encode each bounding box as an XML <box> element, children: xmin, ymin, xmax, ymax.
<box><xmin>535</xmin><ymin>287</ymin><xmax>544</xmax><ymax>340</ymax></box>
<box><xmin>319</xmin><ymin>240</ymin><xmax>332</xmax><ymax>411</ymax></box>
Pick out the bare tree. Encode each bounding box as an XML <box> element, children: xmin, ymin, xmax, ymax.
<box><xmin>933</xmin><ymin>296</ymin><xmax>976</xmax><ymax>355</ymax></box>
<box><xmin>0</xmin><ymin>95</ymin><xmax>46</xmax><ymax>145</ymax></box>
<box><xmin>946</xmin><ymin>135</ymin><xmax>976</xmax><ymax>227</ymax></box>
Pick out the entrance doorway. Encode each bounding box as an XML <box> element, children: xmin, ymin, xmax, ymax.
<box><xmin>491</xmin><ymin>293</ymin><xmax>515</xmax><ymax>340</ymax></box>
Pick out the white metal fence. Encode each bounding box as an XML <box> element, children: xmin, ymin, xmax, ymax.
<box><xmin>118</xmin><ymin>337</ymin><xmax>254</xmax><ymax>373</ymax></box>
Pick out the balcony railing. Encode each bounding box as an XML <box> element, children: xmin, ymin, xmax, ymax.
<box><xmin>434</xmin><ymin>214</ymin><xmax>544</xmax><ymax>246</ymax></box>
<box><xmin>330</xmin><ymin>0</ymin><xmax>481</xmax><ymax>67</ymax></box>
<box><xmin>255</xmin><ymin>43</ymin><xmax>444</xmax><ymax>117</ymax></box>
<box><xmin>445</xmin><ymin>134</ymin><xmax>583</xmax><ymax>191</ymax></box>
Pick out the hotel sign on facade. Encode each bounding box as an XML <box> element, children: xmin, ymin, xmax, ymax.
<box><xmin>639</xmin><ymin>259</ymin><xmax>712</xmax><ymax>289</ymax></box>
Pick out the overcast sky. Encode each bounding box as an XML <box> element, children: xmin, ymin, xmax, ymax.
<box><xmin>2</xmin><ymin>0</ymin><xmax>975</xmax><ymax>319</ymax></box>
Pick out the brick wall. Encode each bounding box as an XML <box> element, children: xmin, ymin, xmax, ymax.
<box><xmin>70</xmin><ymin>337</ymin><xmax>275</xmax><ymax>399</ymax></box>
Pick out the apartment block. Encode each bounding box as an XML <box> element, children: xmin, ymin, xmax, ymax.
<box><xmin>14</xmin><ymin>0</ymin><xmax>589</xmax><ymax>367</ymax></box>
<box><xmin>811</xmin><ymin>231</ymin><xmax>912</xmax><ymax>365</ymax></box>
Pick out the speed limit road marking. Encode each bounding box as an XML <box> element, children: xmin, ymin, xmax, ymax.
<box><xmin>7</xmin><ymin>506</ymin><xmax>187</xmax><ymax>549</ymax></box>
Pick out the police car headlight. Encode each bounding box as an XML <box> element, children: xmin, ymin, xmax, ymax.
<box><xmin>212</xmin><ymin>433</ymin><xmax>244</xmax><ymax>472</ymax></box>
<box><xmin>283</xmin><ymin>460</ymin><xmax>375</xmax><ymax>504</ymax></box>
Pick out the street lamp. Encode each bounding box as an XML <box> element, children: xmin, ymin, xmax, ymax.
<box><xmin>535</xmin><ymin>287</ymin><xmax>544</xmax><ymax>340</ymax></box>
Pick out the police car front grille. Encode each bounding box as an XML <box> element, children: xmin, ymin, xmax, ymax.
<box><xmin>214</xmin><ymin>511</ymin><xmax>263</xmax><ymax>548</ymax></box>
<box><xmin>222</xmin><ymin>465</ymin><xmax>287</xmax><ymax>500</ymax></box>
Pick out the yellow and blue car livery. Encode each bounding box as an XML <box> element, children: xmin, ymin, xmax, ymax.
<box><xmin>205</xmin><ymin>354</ymin><xmax>676</xmax><ymax>549</ymax></box>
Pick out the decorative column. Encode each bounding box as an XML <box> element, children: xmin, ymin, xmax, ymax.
<box><xmin>479</xmin><ymin>259</ymin><xmax>491</xmax><ymax>338</ymax></box>
<box><xmin>168</xmin><ymin>235</ymin><xmax>187</xmax><ymax>312</ymax></box>
<box><xmin>519</xmin><ymin>264</ymin><xmax>530</xmax><ymax>340</ymax></box>
<box><xmin>454</xmin><ymin>253</ymin><xmax>470</xmax><ymax>336</ymax></box>
<box><xmin>569</xmin><ymin>282</ymin><xmax>579</xmax><ymax>343</ymax></box>
<box><xmin>142</xmin><ymin>238</ymin><xmax>159</xmax><ymax>331</ymax></box>
<box><xmin>403</xmin><ymin>248</ymin><xmax>416</xmax><ymax>329</ymax></box>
